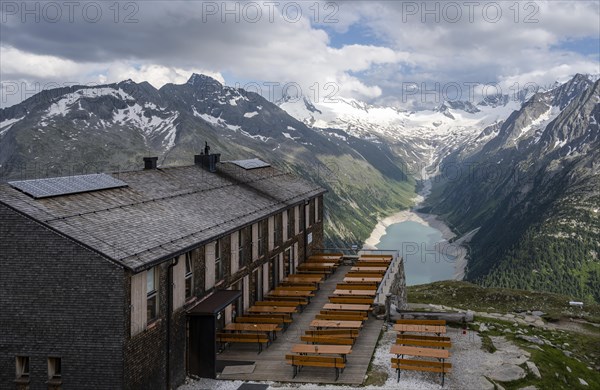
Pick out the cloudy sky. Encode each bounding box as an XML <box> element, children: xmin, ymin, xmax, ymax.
<box><xmin>1</xmin><ymin>0</ymin><xmax>598</xmax><ymax>108</ymax></box>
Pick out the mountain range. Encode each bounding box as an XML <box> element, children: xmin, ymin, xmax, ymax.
<box><xmin>1</xmin><ymin>73</ymin><xmax>598</xmax><ymax>301</ymax></box>
<box><xmin>0</xmin><ymin>74</ymin><xmax>415</xmax><ymax>247</ymax></box>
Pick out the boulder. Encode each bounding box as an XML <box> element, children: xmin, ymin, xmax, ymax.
<box><xmin>517</xmin><ymin>335</ymin><xmax>545</xmax><ymax>345</ymax></box>
<box><xmin>526</xmin><ymin>361</ymin><xmax>541</xmax><ymax>379</ymax></box>
<box><xmin>488</xmin><ymin>364</ymin><xmax>527</xmax><ymax>382</ymax></box>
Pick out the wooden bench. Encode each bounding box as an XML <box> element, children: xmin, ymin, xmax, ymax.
<box><xmin>279</xmin><ymin>281</ymin><xmax>319</xmax><ymax>289</ymax></box>
<box><xmin>329</xmin><ymin>296</ymin><xmax>374</xmax><ymax>305</ymax></box>
<box><xmin>355</xmin><ymin>262</ymin><xmax>390</xmax><ymax>267</ymax></box>
<box><xmin>297</xmin><ymin>270</ymin><xmax>333</xmax><ymax>277</ymax></box>
<box><xmin>275</xmin><ymin>286</ymin><xmax>316</xmax><ymax>291</ymax></box>
<box><xmin>264</xmin><ymin>296</ymin><xmax>309</xmax><ymax>304</ymax></box>
<box><xmin>316</xmin><ymin>314</ymin><xmax>367</xmax><ymax>322</ymax></box>
<box><xmin>216</xmin><ymin>332</ymin><xmax>270</xmax><ymax>354</ymax></box>
<box><xmin>235</xmin><ymin>316</ymin><xmax>287</xmax><ymax>330</ymax></box>
<box><xmin>246</xmin><ymin>313</ymin><xmax>293</xmax><ymax>323</ymax></box>
<box><xmin>391</xmin><ymin>357</ymin><xmax>451</xmax><ymax>386</ymax></box>
<box><xmin>306</xmin><ymin>257</ymin><xmax>341</xmax><ymax>264</ymax></box>
<box><xmin>336</xmin><ymin>283</ymin><xmax>378</xmax><ymax>290</ymax></box>
<box><xmin>304</xmin><ymin>329</ymin><xmax>359</xmax><ymax>339</ymax></box>
<box><xmin>346</xmin><ymin>272</ymin><xmax>385</xmax><ymax>277</ymax></box>
<box><xmin>297</xmin><ymin>265</ymin><xmax>335</xmax><ymax>273</ymax></box>
<box><xmin>360</xmin><ymin>254</ymin><xmax>393</xmax><ymax>259</ymax></box>
<box><xmin>396</xmin><ymin>334</ymin><xmax>451</xmax><ymax>342</ymax></box>
<box><xmin>395</xmin><ymin>337</ymin><xmax>452</xmax><ymax>349</ymax></box>
<box><xmin>287</xmin><ymin>273</ymin><xmax>326</xmax><ymax>279</ymax></box>
<box><xmin>300</xmin><ymin>335</ymin><xmax>354</xmax><ymax>345</ymax></box>
<box><xmin>396</xmin><ymin>319</ymin><xmax>446</xmax><ymax>326</ymax></box>
<box><xmin>255</xmin><ymin>300</ymin><xmax>302</xmax><ymax>308</ymax></box>
<box><xmin>321</xmin><ymin>310</ymin><xmax>369</xmax><ymax>317</ymax></box>
<box><xmin>286</xmin><ymin>354</ymin><xmax>346</xmax><ymax>380</ymax></box>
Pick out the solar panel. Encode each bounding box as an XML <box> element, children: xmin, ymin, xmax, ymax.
<box><xmin>9</xmin><ymin>173</ymin><xmax>128</xmax><ymax>199</ymax></box>
<box><xmin>230</xmin><ymin>158</ymin><xmax>271</xmax><ymax>170</ymax></box>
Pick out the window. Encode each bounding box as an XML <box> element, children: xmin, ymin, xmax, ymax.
<box><xmin>274</xmin><ymin>215</ymin><xmax>281</xmax><ymax>246</ymax></box>
<box><xmin>258</xmin><ymin>220</ymin><xmax>265</xmax><ymax>257</ymax></box>
<box><xmin>48</xmin><ymin>357</ymin><xmax>61</xmax><ymax>379</ymax></box>
<box><xmin>147</xmin><ymin>267</ymin><xmax>158</xmax><ymax>321</ymax></box>
<box><xmin>215</xmin><ymin>239</ymin><xmax>223</xmax><ymax>280</ymax></box>
<box><xmin>185</xmin><ymin>252</ymin><xmax>193</xmax><ymax>299</ymax></box>
<box><xmin>304</xmin><ymin>200</ymin><xmax>310</xmax><ymax>228</ymax></box>
<box><xmin>15</xmin><ymin>356</ymin><xmax>29</xmax><ymax>379</ymax></box>
<box><xmin>315</xmin><ymin>197</ymin><xmax>319</xmax><ymax>222</ymax></box>
<box><xmin>286</xmin><ymin>209</ymin><xmax>292</xmax><ymax>239</ymax></box>
<box><xmin>238</xmin><ymin>229</ymin><xmax>245</xmax><ymax>268</ymax></box>
<box><xmin>309</xmin><ymin>199</ymin><xmax>315</xmax><ymax>225</ymax></box>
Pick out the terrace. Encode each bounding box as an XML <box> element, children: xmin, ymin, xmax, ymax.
<box><xmin>214</xmin><ymin>252</ymin><xmax>401</xmax><ymax>385</ymax></box>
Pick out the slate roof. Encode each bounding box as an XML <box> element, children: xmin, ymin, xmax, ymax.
<box><xmin>0</xmin><ymin>162</ymin><xmax>326</xmax><ymax>272</ymax></box>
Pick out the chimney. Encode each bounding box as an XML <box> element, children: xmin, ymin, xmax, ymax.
<box><xmin>143</xmin><ymin>157</ymin><xmax>158</xmax><ymax>170</ymax></box>
<box><xmin>194</xmin><ymin>142</ymin><xmax>220</xmax><ymax>173</ymax></box>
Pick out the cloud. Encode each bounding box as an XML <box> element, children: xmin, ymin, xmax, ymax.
<box><xmin>1</xmin><ymin>1</ymin><xmax>406</xmax><ymax>106</ymax></box>
<box><xmin>0</xmin><ymin>1</ymin><xmax>598</xmax><ymax>108</ymax></box>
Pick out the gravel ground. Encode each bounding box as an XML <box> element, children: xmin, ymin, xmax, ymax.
<box><xmin>179</xmin><ymin>326</ymin><xmax>493</xmax><ymax>390</ymax></box>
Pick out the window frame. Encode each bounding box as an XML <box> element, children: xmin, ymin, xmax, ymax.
<box><xmin>146</xmin><ymin>267</ymin><xmax>159</xmax><ymax>322</ymax></box>
<box><xmin>274</xmin><ymin>215</ymin><xmax>281</xmax><ymax>247</ymax></box>
<box><xmin>215</xmin><ymin>239</ymin><xmax>223</xmax><ymax>281</ymax></box>
<box><xmin>185</xmin><ymin>252</ymin><xmax>193</xmax><ymax>300</ymax></box>
<box><xmin>15</xmin><ymin>356</ymin><xmax>29</xmax><ymax>379</ymax></box>
<box><xmin>258</xmin><ymin>220</ymin><xmax>265</xmax><ymax>257</ymax></box>
<box><xmin>47</xmin><ymin>357</ymin><xmax>62</xmax><ymax>380</ymax></box>
<box><xmin>238</xmin><ymin>229</ymin><xmax>245</xmax><ymax>268</ymax></box>
<box><xmin>286</xmin><ymin>209</ymin><xmax>292</xmax><ymax>239</ymax></box>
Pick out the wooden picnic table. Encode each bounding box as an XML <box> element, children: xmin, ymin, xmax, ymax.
<box><xmin>390</xmin><ymin>344</ymin><xmax>451</xmax><ymax>386</ymax></box>
<box><xmin>350</xmin><ymin>266</ymin><xmax>387</xmax><ymax>272</ymax></box>
<box><xmin>310</xmin><ymin>320</ymin><xmax>363</xmax><ymax>330</ymax></box>
<box><xmin>333</xmin><ymin>289</ymin><xmax>377</xmax><ymax>296</ymax></box>
<box><xmin>292</xmin><ymin>344</ymin><xmax>352</xmax><ymax>362</ymax></box>
<box><xmin>248</xmin><ymin>306</ymin><xmax>297</xmax><ymax>314</ymax></box>
<box><xmin>343</xmin><ymin>277</ymin><xmax>382</xmax><ymax>283</ymax></box>
<box><xmin>323</xmin><ymin>303</ymin><xmax>371</xmax><ymax>312</ymax></box>
<box><xmin>224</xmin><ymin>323</ymin><xmax>280</xmax><ymax>340</ymax></box>
<box><xmin>390</xmin><ymin>344</ymin><xmax>450</xmax><ymax>359</ymax></box>
<box><xmin>393</xmin><ymin>324</ymin><xmax>446</xmax><ymax>335</ymax></box>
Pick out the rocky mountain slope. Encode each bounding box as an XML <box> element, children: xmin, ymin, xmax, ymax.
<box><xmin>0</xmin><ymin>74</ymin><xmax>414</xmax><ymax>246</ymax></box>
<box><xmin>279</xmin><ymin>93</ymin><xmax>523</xmax><ymax>175</ymax></box>
<box><xmin>425</xmin><ymin>74</ymin><xmax>600</xmax><ymax>303</ymax></box>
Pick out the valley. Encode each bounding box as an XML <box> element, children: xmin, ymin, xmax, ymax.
<box><xmin>1</xmin><ymin>73</ymin><xmax>598</xmax><ymax>303</ymax></box>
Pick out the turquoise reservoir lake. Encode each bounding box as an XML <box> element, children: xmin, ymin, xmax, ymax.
<box><xmin>375</xmin><ymin>220</ymin><xmax>456</xmax><ymax>285</ymax></box>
